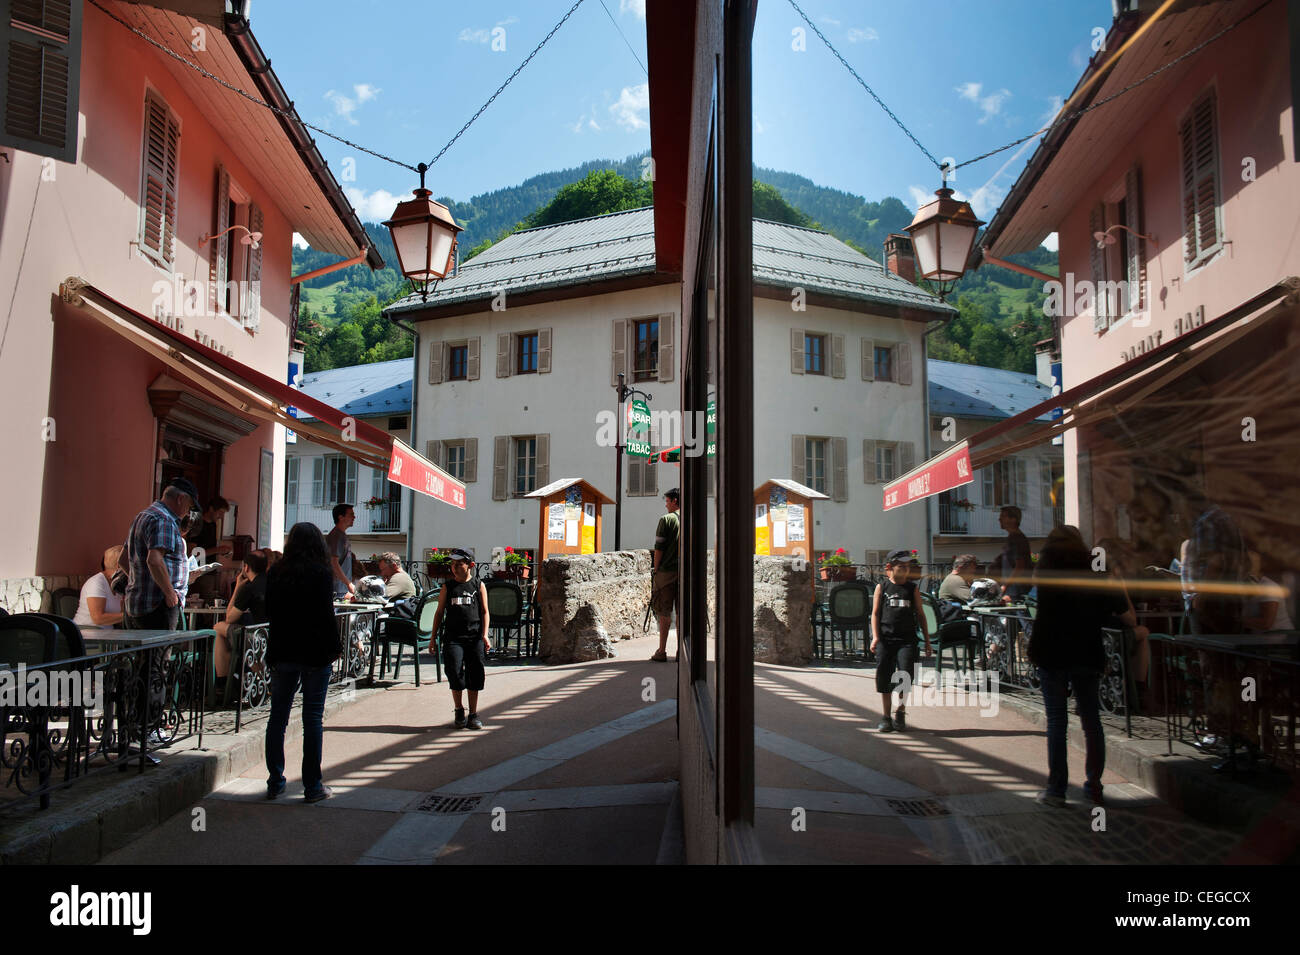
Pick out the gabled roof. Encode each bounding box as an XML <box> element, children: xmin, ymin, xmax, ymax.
<box><xmin>387</xmin><ymin>207</ymin><xmax>953</xmax><ymax>317</ymax></box>
<box><xmin>295</xmin><ymin>358</ymin><xmax>411</xmax><ymax>421</ymax></box>
<box><xmin>928</xmin><ymin>359</ymin><xmax>1054</xmax><ymax>421</ymax></box>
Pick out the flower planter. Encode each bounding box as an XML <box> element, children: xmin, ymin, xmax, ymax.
<box><xmin>493</xmin><ymin>567</ymin><xmax>530</xmax><ymax>580</ymax></box>
<box><xmin>820</xmin><ymin>567</ymin><xmax>857</xmax><ymax>582</ymax></box>
<box><xmin>426</xmin><ymin>563</ymin><xmax>453</xmax><ymax>578</ymax></box>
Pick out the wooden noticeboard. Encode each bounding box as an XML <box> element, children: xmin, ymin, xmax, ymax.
<box><xmin>526</xmin><ymin>478</ymin><xmax>614</xmax><ymax>562</ymax></box>
<box><xmin>753</xmin><ymin>479</ymin><xmax>827</xmax><ymax>561</ymax></box>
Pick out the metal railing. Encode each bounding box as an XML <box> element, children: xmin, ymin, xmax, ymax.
<box><xmin>1</xmin><ymin>633</ymin><xmax>213</xmax><ymax>811</ymax></box>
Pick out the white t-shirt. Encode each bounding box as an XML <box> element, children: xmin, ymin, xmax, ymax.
<box><xmin>73</xmin><ymin>573</ymin><xmax>121</xmax><ymax>629</ymax></box>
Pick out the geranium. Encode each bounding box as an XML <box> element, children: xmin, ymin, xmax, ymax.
<box><xmin>501</xmin><ymin>546</ymin><xmax>528</xmax><ymax>567</ymax></box>
<box><xmin>820</xmin><ymin>548</ymin><xmax>852</xmax><ymax>567</ymax></box>
<box><xmin>426</xmin><ymin>548</ymin><xmax>452</xmax><ymax>566</ymax></box>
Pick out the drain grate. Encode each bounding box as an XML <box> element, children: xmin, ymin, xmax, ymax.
<box><xmin>413</xmin><ymin>793</ymin><xmax>487</xmax><ymax>815</ymax></box>
<box><xmin>885</xmin><ymin>798</ymin><xmax>950</xmax><ymax>817</ymax></box>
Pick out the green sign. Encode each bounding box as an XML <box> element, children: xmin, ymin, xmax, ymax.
<box><xmin>626</xmin><ymin>398</ymin><xmax>652</xmax><ymax>457</ymax></box>
<box><xmin>706</xmin><ymin>397</ymin><xmax>716</xmax><ymax>457</ymax></box>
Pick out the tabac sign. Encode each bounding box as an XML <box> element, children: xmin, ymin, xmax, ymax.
<box><xmin>882</xmin><ymin>440</ymin><xmax>973</xmax><ymax>511</ymax></box>
<box><xmin>388</xmin><ymin>438</ymin><xmax>466</xmax><ymax>509</ymax></box>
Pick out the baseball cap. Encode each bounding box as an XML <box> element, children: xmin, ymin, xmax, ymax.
<box><xmin>166</xmin><ymin>477</ymin><xmax>201</xmax><ymax>511</ymax></box>
<box><xmin>885</xmin><ymin>548</ymin><xmax>912</xmax><ymax>565</ymax></box>
<box><xmin>447</xmin><ymin>547</ymin><xmax>475</xmax><ymax>562</ymax></box>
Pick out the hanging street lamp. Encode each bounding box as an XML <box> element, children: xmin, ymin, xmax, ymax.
<box><xmin>383</xmin><ymin>162</ymin><xmax>463</xmax><ymax>300</ymax></box>
<box><xmin>904</xmin><ymin>178</ymin><xmax>985</xmax><ymax>301</ymax></box>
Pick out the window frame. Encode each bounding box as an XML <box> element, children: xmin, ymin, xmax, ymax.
<box><xmin>804</xmin><ymin>437</ymin><xmax>827</xmax><ymax>494</ymax></box>
<box><xmin>447</xmin><ymin>343</ymin><xmax>469</xmax><ymax>381</ymax></box>
<box><xmin>633</xmin><ymin>318</ymin><xmax>660</xmax><ymax>382</ymax></box>
<box><xmin>444</xmin><ymin>441</ymin><xmax>467</xmax><ymax>482</ymax></box>
<box><xmin>873</xmin><ymin>345</ymin><xmax>893</xmax><ymax>382</ymax></box>
<box><xmin>516</xmin><ymin>332</ymin><xmax>539</xmax><ymax>375</ymax></box>
<box><xmin>804</xmin><ymin>333</ymin><xmax>826</xmax><ymax>375</ymax></box>
<box><xmin>285</xmin><ymin>457</ymin><xmax>299</xmax><ymax>507</ymax></box>
<box><xmin>513</xmin><ymin>436</ymin><xmax>538</xmax><ymax>496</ymax></box>
<box><xmin>875</xmin><ymin>443</ymin><xmax>896</xmax><ymax>483</ymax></box>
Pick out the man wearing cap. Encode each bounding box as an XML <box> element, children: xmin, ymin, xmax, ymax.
<box><xmin>649</xmin><ymin>488</ymin><xmax>681</xmax><ymax>662</ymax></box>
<box><xmin>122</xmin><ymin>478</ymin><xmax>199</xmax><ymax>631</ymax></box>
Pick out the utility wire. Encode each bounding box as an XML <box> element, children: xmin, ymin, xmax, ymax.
<box><xmin>425</xmin><ymin>0</ymin><xmax>589</xmax><ymax>169</ymax></box>
<box><xmin>88</xmin><ymin>0</ymin><xmax>419</xmax><ymax>172</ymax></box>
<box><xmin>597</xmin><ymin>0</ymin><xmax>648</xmax><ymax>77</ymax></box>
<box><xmin>786</xmin><ymin>0</ymin><xmax>944</xmax><ymax>173</ymax></box>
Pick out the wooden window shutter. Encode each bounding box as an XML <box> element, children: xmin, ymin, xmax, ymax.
<box><xmin>428</xmin><ymin>340</ymin><xmax>444</xmax><ymax>384</ymax></box>
<box><xmin>1089</xmin><ymin>204</ymin><xmax>1109</xmax><ymax>331</ymax></box>
<box><xmin>243</xmin><ymin>202</ymin><xmax>263</xmax><ymax>330</ymax></box>
<box><xmin>657</xmin><ymin>313</ymin><xmax>674</xmax><ymax>382</ymax></box>
<box><xmin>140</xmin><ymin>92</ymin><xmax>180</xmax><ymax>266</ymax></box>
<box><xmin>900</xmin><ymin>441</ymin><xmax>915</xmax><ymax>476</ymax></box>
<box><xmin>537</xmin><ymin>327</ymin><xmax>552</xmax><ymax>374</ymax></box>
<box><xmin>464</xmin><ymin>438</ymin><xmax>478</xmax><ymax>483</ymax></box>
<box><xmin>492</xmin><ymin>436</ymin><xmax>508</xmax><ymax>500</ymax></box>
<box><xmin>628</xmin><ymin>452</ymin><xmax>643</xmax><ymax>496</ymax></box>
<box><xmin>861</xmin><ymin>338</ymin><xmax>875</xmax><ymax>381</ymax></box>
<box><xmin>830</xmin><ymin>334</ymin><xmax>845</xmax><ymax>379</ymax></box>
<box><xmin>425</xmin><ymin>440</ymin><xmax>443</xmax><ymax>468</ymax></box>
<box><xmin>611</xmin><ymin>319</ymin><xmax>627</xmax><ymax>386</ymax></box>
<box><xmin>831</xmin><ymin>437</ymin><xmax>848</xmax><ymax>502</ymax></box>
<box><xmin>208</xmin><ymin>165</ymin><xmax>230</xmax><ymax>315</ymax></box>
<box><xmin>897</xmin><ymin>341</ymin><xmax>913</xmax><ymax>386</ymax></box>
<box><xmin>791</xmin><ymin>435</ymin><xmax>806</xmax><ymax>484</ymax></box>
<box><xmin>863</xmin><ymin>439</ymin><xmax>878</xmax><ymax>484</ymax></box>
<box><xmin>496</xmin><ymin>333</ymin><xmax>511</xmax><ymax>378</ymax></box>
<box><xmin>312</xmin><ymin>457</ymin><xmax>324</xmax><ymax>506</ymax></box>
<box><xmin>1124</xmin><ymin>165</ymin><xmax>1146</xmax><ymax>310</ymax></box>
<box><xmin>1180</xmin><ymin>92</ymin><xmax>1220</xmax><ymax>266</ymax></box>
<box><xmin>1</xmin><ymin>0</ymin><xmax>81</xmax><ymax>162</ymax></box>
<box><xmin>466</xmin><ymin>337</ymin><xmax>481</xmax><ymax>380</ymax></box>
<box><xmin>790</xmin><ymin>328</ymin><xmax>805</xmax><ymax>374</ymax></box>
<box><xmin>535</xmin><ymin>434</ymin><xmax>550</xmax><ymax>489</ymax></box>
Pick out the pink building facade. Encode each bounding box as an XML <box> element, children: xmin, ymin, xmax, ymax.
<box><xmin>983</xmin><ymin>0</ymin><xmax>1300</xmax><ymax>583</ymax></box>
<box><xmin>0</xmin><ymin>1</ymin><xmax>377</xmax><ymax>589</ymax></box>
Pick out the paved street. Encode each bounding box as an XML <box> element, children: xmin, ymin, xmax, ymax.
<box><xmin>100</xmin><ymin>635</ymin><xmax>1277</xmax><ymax>864</ymax></box>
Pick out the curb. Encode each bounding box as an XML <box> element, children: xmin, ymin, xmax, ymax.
<box><xmin>997</xmin><ymin>688</ymin><xmax>1300</xmax><ymax>839</ymax></box>
<box><xmin>1</xmin><ymin>682</ymin><xmax>387</xmax><ymax>865</ymax></box>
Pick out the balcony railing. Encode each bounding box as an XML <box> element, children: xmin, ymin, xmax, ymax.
<box><xmin>286</xmin><ymin>499</ymin><xmax>407</xmax><ymax>535</ymax></box>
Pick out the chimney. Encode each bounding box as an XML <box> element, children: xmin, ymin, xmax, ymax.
<box><xmin>884</xmin><ymin>233</ymin><xmax>915</xmax><ymax>284</ymax></box>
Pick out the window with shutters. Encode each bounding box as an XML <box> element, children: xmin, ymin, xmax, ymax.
<box><xmin>1</xmin><ymin>0</ymin><xmax>82</xmax><ymax>162</ymax></box>
<box><xmin>981</xmin><ymin>459</ymin><xmax>1018</xmax><ymax>507</ymax></box>
<box><xmin>285</xmin><ymin>457</ymin><xmax>299</xmax><ymax>507</ymax></box>
<box><xmin>804</xmin><ymin>438</ymin><xmax>827</xmax><ymax>494</ymax></box>
<box><xmin>138</xmin><ymin>91</ymin><xmax>181</xmax><ymax>268</ymax></box>
<box><xmin>876</xmin><ymin>444</ymin><xmax>896</xmax><ymax>483</ymax></box>
<box><xmin>1179</xmin><ymin>89</ymin><xmax>1221</xmax><ymax>270</ymax></box>
<box><xmin>514</xmin><ymin>437</ymin><xmax>537</xmax><ymax>495</ymax></box>
<box><xmin>516</xmin><ymin>332</ymin><xmax>538</xmax><ymax>374</ymax></box>
<box><xmin>633</xmin><ymin>318</ymin><xmax>659</xmax><ymax>381</ymax></box>
<box><xmin>448</xmin><ymin>344</ymin><xmax>468</xmax><ymax>380</ymax></box>
<box><xmin>804</xmin><ymin>334</ymin><xmax>826</xmax><ymax>374</ymax></box>
<box><xmin>313</xmin><ymin>455</ymin><xmax>356</xmax><ymax>507</ymax></box>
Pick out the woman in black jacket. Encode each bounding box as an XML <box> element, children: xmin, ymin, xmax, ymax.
<box><xmin>264</xmin><ymin>522</ymin><xmax>340</xmax><ymax>802</ymax></box>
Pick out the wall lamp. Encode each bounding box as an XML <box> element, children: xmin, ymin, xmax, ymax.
<box><xmin>200</xmin><ymin>224</ymin><xmax>263</xmax><ymax>250</ymax></box>
<box><xmin>1093</xmin><ymin>223</ymin><xmax>1155</xmax><ymax>249</ymax></box>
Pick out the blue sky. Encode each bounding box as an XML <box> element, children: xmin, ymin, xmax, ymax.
<box><xmin>250</xmin><ymin>1</ymin><xmax>1115</xmax><ymax>250</ymax></box>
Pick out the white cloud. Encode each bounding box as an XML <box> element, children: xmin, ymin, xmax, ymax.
<box><xmin>324</xmin><ymin>83</ymin><xmax>380</xmax><ymax>125</ymax></box>
<box><xmin>1042</xmin><ymin>232</ymin><xmax>1059</xmax><ymax>252</ymax></box>
<box><xmin>344</xmin><ymin>186</ymin><xmax>412</xmax><ymax>223</ymax></box>
<box><xmin>620</xmin><ymin>0</ymin><xmax>646</xmax><ymax>18</ymax></box>
<box><xmin>955</xmin><ymin>81</ymin><xmax>1011</xmax><ymax>124</ymax></box>
<box><xmin>610</xmin><ymin>83</ymin><xmax>650</xmax><ymax>131</ymax></box>
<box><xmin>292</xmin><ymin>233</ymin><xmax>309</xmax><ymax>250</ymax></box>
<box><xmin>571</xmin><ymin>105</ymin><xmax>602</xmax><ymax>134</ymax></box>
<box><xmin>907</xmin><ymin>186</ymin><xmax>933</xmax><ymax>211</ymax></box>
<box><xmin>846</xmin><ymin>27</ymin><xmax>878</xmax><ymax>43</ymax></box>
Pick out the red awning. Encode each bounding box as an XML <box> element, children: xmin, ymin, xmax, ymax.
<box><xmin>886</xmin><ymin>278</ymin><xmax>1298</xmax><ymax>509</ymax></box>
<box><xmin>60</xmin><ymin>277</ymin><xmax>461</xmax><ymax>505</ymax></box>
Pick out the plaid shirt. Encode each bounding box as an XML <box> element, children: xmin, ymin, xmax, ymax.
<box><xmin>124</xmin><ymin>501</ymin><xmax>188</xmax><ymax>616</ymax></box>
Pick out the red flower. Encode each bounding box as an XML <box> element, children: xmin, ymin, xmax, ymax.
<box><xmin>505</xmin><ymin>546</ymin><xmax>514</xmax><ymax>553</ymax></box>
<box><xmin>835</xmin><ymin>548</ymin><xmax>847</xmax><ymax>555</ymax></box>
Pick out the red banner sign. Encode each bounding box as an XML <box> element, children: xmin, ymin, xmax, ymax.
<box><xmin>882</xmin><ymin>441</ymin><xmax>973</xmax><ymax>511</ymax></box>
<box><xmin>388</xmin><ymin>438</ymin><xmax>466</xmax><ymax>509</ymax></box>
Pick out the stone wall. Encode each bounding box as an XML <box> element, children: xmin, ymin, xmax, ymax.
<box><xmin>537</xmin><ymin>550</ymin><xmax>654</xmax><ymax>663</ymax></box>
<box><xmin>0</xmin><ymin>575</ymin><xmax>90</xmax><ymax>615</ymax></box>
<box><xmin>536</xmin><ymin>552</ymin><xmax>812</xmax><ymax>666</ymax></box>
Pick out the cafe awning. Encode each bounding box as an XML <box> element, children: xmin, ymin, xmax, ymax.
<box><xmin>59</xmin><ymin>277</ymin><xmax>464</xmax><ymax>508</ymax></box>
<box><xmin>883</xmin><ymin>277</ymin><xmax>1300</xmax><ymax>510</ymax></box>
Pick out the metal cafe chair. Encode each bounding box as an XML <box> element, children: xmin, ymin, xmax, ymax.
<box><xmin>922</xmin><ymin>594</ymin><xmax>982</xmax><ymax>684</ymax></box>
<box><xmin>372</xmin><ymin>590</ymin><xmax>440</xmax><ymax>686</ymax></box>
<box><xmin>50</xmin><ymin>588</ymin><xmax>81</xmax><ymax>620</ymax></box>
<box><xmin>824</xmin><ymin>581</ymin><xmax>873</xmax><ymax>661</ymax></box>
<box><xmin>486</xmin><ymin>581</ymin><xmax>528</xmax><ymax>659</ymax></box>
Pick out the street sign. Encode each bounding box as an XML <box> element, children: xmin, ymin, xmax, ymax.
<box><xmin>626</xmin><ymin>397</ymin><xmax>652</xmax><ymax>457</ymax></box>
<box><xmin>706</xmin><ymin>396</ymin><xmax>716</xmax><ymax>457</ymax></box>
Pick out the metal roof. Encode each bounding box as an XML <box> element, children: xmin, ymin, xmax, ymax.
<box><xmin>388</xmin><ymin>207</ymin><xmax>953</xmax><ymax>316</ymax></box>
<box><xmin>295</xmin><ymin>358</ymin><xmax>411</xmax><ymax>422</ymax></box>
<box><xmin>928</xmin><ymin>359</ymin><xmax>1055</xmax><ymax>421</ymax></box>
<box><xmin>524</xmin><ymin>478</ymin><xmax>614</xmax><ymax>504</ymax></box>
<box><xmin>761</xmin><ymin>478</ymin><xmax>829</xmax><ymax>500</ymax></box>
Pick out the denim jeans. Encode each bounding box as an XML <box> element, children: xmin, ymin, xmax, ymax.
<box><xmin>1038</xmin><ymin>667</ymin><xmax>1104</xmax><ymax>798</ymax></box>
<box><xmin>265</xmin><ymin>662</ymin><xmax>332</xmax><ymax>796</ymax></box>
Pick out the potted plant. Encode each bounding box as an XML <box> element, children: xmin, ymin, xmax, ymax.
<box><xmin>363</xmin><ymin>495</ymin><xmax>386</xmax><ymax>511</ymax></box>
<box><xmin>425</xmin><ymin>548</ymin><xmax>453</xmax><ymax>578</ymax></box>
<box><xmin>493</xmin><ymin>547</ymin><xmax>530</xmax><ymax>579</ymax></box>
<box><xmin>819</xmin><ymin>548</ymin><xmax>856</xmax><ymax>581</ymax></box>
<box><xmin>952</xmin><ymin>497</ymin><xmax>976</xmax><ymax>511</ymax></box>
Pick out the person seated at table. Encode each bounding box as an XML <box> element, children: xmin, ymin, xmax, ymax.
<box><xmin>938</xmin><ymin>554</ymin><xmax>978</xmax><ymax>605</ymax></box>
<box><xmin>1244</xmin><ymin>549</ymin><xmax>1294</xmax><ymax>632</ymax></box>
<box><xmin>73</xmin><ymin>545</ymin><xmax>127</xmax><ymax>631</ymax></box>
<box><xmin>214</xmin><ymin>549</ymin><xmax>269</xmax><ymax>681</ymax></box>
<box><xmin>378</xmin><ymin>552</ymin><xmax>416</xmax><ymax>601</ymax></box>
